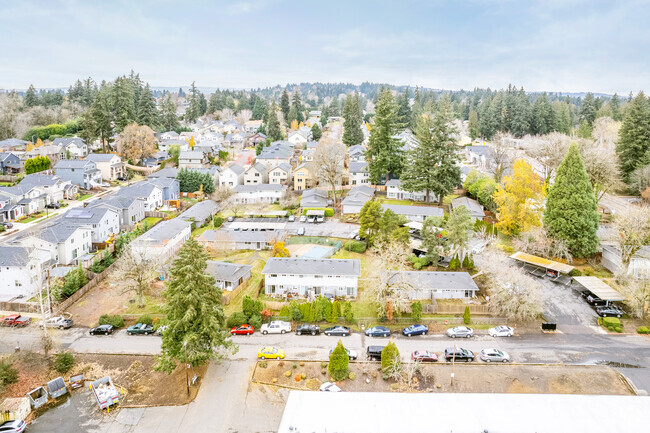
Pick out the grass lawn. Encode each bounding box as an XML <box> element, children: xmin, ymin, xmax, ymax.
<box><xmin>141</xmin><ymin>217</ymin><xmax>162</xmax><ymax>226</ymax></box>
<box><xmin>124</xmin><ymin>294</ymin><xmax>165</xmax><ymax>315</ymax></box>
<box><xmin>377</xmin><ymin>198</ymin><xmax>414</xmax><ymax>206</ymax></box>
<box><xmin>78</xmin><ymin>193</ymin><xmax>93</xmax><ymax>201</ymax></box>
<box><xmin>0</xmin><ymin>182</ymin><xmax>12</xmax><ymax>187</ymax></box>
<box><xmin>224</xmin><ymin>259</ymin><xmax>266</xmax><ymax>315</ymax></box>
<box><xmin>19</xmin><ymin>213</ymin><xmax>45</xmax><ymax>223</ymax></box>
<box><xmin>442</xmin><ymin>194</ymin><xmax>460</xmax><ymax>206</ymax></box>
<box><xmin>192</xmin><ymin>225</ymin><xmax>212</xmax><ymax>237</ymax></box>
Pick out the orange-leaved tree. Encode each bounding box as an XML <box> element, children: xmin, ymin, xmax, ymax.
<box><xmin>271</xmin><ymin>241</ymin><xmax>290</xmax><ymax>257</ymax></box>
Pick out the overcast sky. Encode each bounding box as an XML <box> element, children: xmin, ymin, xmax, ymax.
<box><xmin>1</xmin><ymin>0</ymin><xmax>648</xmax><ymax>94</ymax></box>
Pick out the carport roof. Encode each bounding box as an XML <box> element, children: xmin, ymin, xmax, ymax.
<box><xmin>572</xmin><ymin>276</ymin><xmax>626</xmax><ymax>301</ymax></box>
<box><xmin>306</xmin><ymin>209</ymin><xmax>325</xmax><ymax>216</ymax></box>
<box><xmin>510</xmin><ymin>251</ymin><xmax>574</xmax><ymax>274</ymax></box>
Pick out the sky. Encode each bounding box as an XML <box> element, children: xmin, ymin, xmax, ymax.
<box><xmin>0</xmin><ymin>0</ymin><xmax>648</xmax><ymax>94</ymax></box>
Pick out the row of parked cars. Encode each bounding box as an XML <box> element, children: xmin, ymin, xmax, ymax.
<box><xmin>580</xmin><ymin>290</ymin><xmax>625</xmax><ymax>318</ymax></box>
<box><xmin>230</xmin><ymin>321</ymin><xmax>516</xmax><ymax>339</ymax></box>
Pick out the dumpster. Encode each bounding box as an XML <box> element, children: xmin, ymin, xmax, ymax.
<box><xmin>27</xmin><ymin>387</ymin><xmax>48</xmax><ymax>409</ymax></box>
<box><xmin>90</xmin><ymin>377</ymin><xmax>120</xmax><ymax>410</ymax></box>
<box><xmin>70</xmin><ymin>374</ymin><xmax>84</xmax><ymax>390</ymax></box>
<box><xmin>47</xmin><ymin>377</ymin><xmax>68</xmax><ymax>399</ymax></box>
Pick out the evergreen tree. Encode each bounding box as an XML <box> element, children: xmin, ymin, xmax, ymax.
<box><xmin>186</xmin><ymin>82</ymin><xmax>202</xmax><ymax>123</ymax></box>
<box><xmin>178</xmin><ymin>87</ymin><xmax>186</xmax><ymax>98</ymax></box>
<box><xmin>251</xmin><ymin>97</ymin><xmax>267</xmax><ymax>120</ymax></box>
<box><xmin>366</xmin><ymin>88</ymin><xmax>402</xmax><ymax>183</ymax></box>
<box><xmin>553</xmin><ymin>101</ymin><xmax>572</xmax><ymax>135</ymax></box>
<box><xmin>510</xmin><ymin>89</ymin><xmax>531</xmax><ymax>137</ymax></box>
<box><xmin>401</xmin><ymin>99</ymin><xmax>460</xmax><ymax>205</ymax></box>
<box><xmin>544</xmin><ymin>143</ymin><xmax>600</xmax><ymax>257</ymax></box>
<box><xmin>156</xmin><ymin>239</ymin><xmax>234</xmax><ymax>373</ymax></box>
<box><xmin>136</xmin><ymin>84</ymin><xmax>158</xmax><ymax>129</ymax></box>
<box><xmin>207</xmin><ymin>91</ymin><xmax>224</xmax><ymax>114</ymax></box>
<box><xmin>291</xmin><ymin>91</ymin><xmax>304</xmax><ymax>123</ymax></box>
<box><xmin>89</xmin><ymin>86</ymin><xmax>114</xmax><ymax>152</ymax></box>
<box><xmin>359</xmin><ymin>200</ymin><xmax>383</xmax><ymax>246</ymax></box>
<box><xmin>610</xmin><ymin>93</ymin><xmax>621</xmax><ymax>121</ymax></box>
<box><xmin>266</xmin><ymin>103</ymin><xmax>283</xmax><ymax>141</ymax></box>
<box><xmin>311</xmin><ymin>122</ymin><xmax>322</xmax><ymax>141</ymax></box>
<box><xmin>328</xmin><ymin>340</ymin><xmax>349</xmax><ymax>381</ymax></box>
<box><xmin>24</xmin><ymin>84</ymin><xmax>39</xmax><ymax>107</ymax></box>
<box><xmin>616</xmin><ymin>92</ymin><xmax>650</xmax><ymax>182</ymax></box>
<box><xmin>112</xmin><ymin>76</ymin><xmax>136</xmax><ymax>132</ymax></box>
<box><xmin>478</xmin><ymin>95</ymin><xmax>498</xmax><ymax>139</ymax></box>
<box><xmin>280</xmin><ymin>89</ymin><xmax>290</xmax><ymax>123</ymax></box>
<box><xmin>396</xmin><ymin>88</ymin><xmax>411</xmax><ymax>130</ymax></box>
<box><xmin>580</xmin><ymin>92</ymin><xmax>598</xmax><ymax>126</ymax></box>
<box><xmin>342</xmin><ymin>93</ymin><xmax>364</xmax><ymax>146</ymax></box>
<box><xmin>161</xmin><ymin>94</ymin><xmax>180</xmax><ymax>131</ymax></box>
<box><xmin>468</xmin><ymin>108</ymin><xmax>479</xmax><ymax>140</ymax></box>
<box><xmin>531</xmin><ymin>93</ymin><xmax>553</xmax><ymax>135</ymax></box>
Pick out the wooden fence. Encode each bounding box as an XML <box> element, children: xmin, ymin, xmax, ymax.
<box><xmin>0</xmin><ymin>175</ymin><xmax>17</xmax><ymax>183</ymax></box>
<box><xmin>144</xmin><ymin>211</ymin><xmax>169</xmax><ymax>219</ymax></box>
<box><xmin>424</xmin><ymin>303</ymin><xmax>492</xmax><ymax>315</ymax></box>
<box><xmin>0</xmin><ymin>301</ymin><xmax>41</xmax><ymax>314</ymax></box>
<box><xmin>53</xmin><ymin>261</ymin><xmax>118</xmax><ymax>314</ymax></box>
<box><xmin>221</xmin><ymin>277</ymin><xmax>253</xmax><ymax>305</ymax></box>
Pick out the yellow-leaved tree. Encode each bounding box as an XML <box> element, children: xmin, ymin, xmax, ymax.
<box><xmin>35</xmin><ymin>138</ymin><xmax>44</xmax><ymax>147</ymax></box>
<box><xmin>271</xmin><ymin>241</ymin><xmax>290</xmax><ymax>257</ymax></box>
<box><xmin>290</xmin><ymin>120</ymin><xmax>299</xmax><ymax>130</ymax></box>
<box><xmin>188</xmin><ymin>136</ymin><xmax>195</xmax><ymax>149</ymax></box>
<box><xmin>493</xmin><ymin>159</ymin><xmax>545</xmax><ymax>236</ymax></box>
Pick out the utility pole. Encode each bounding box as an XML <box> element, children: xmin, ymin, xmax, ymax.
<box><xmin>184</xmin><ymin>341</ymin><xmax>190</xmax><ymax>397</ymax></box>
<box><xmin>450</xmin><ymin>342</ymin><xmax>456</xmax><ymax>387</ymax></box>
<box><xmin>37</xmin><ymin>258</ymin><xmax>51</xmax><ymax>355</ymax></box>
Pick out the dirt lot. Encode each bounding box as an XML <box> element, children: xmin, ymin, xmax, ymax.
<box><xmin>0</xmin><ymin>352</ymin><xmax>207</xmax><ymax>409</ymax></box>
<box><xmin>252</xmin><ymin>360</ymin><xmax>634</xmax><ymax>395</ymax></box>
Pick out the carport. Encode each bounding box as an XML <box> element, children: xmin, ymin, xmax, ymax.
<box><xmin>306</xmin><ymin>210</ymin><xmax>325</xmax><ymax>223</ymax></box>
<box><xmin>510</xmin><ymin>251</ymin><xmax>574</xmax><ymax>284</ymax></box>
<box><xmin>244</xmin><ymin>211</ymin><xmax>288</xmax><ymax>217</ymax></box>
<box><xmin>572</xmin><ymin>276</ymin><xmax>626</xmax><ymax>303</ymax></box>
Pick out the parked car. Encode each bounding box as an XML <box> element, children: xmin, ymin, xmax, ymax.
<box><xmin>480</xmin><ymin>348</ymin><xmax>510</xmax><ymax>363</ymax></box>
<box><xmin>117</xmin><ymin>176</ymin><xmax>128</xmax><ymax>181</ymax></box>
<box><xmin>411</xmin><ymin>350</ymin><xmax>438</xmax><ymax>362</ymax></box>
<box><xmin>46</xmin><ymin>202</ymin><xmax>61</xmax><ymax>209</ymax></box>
<box><xmin>366</xmin><ymin>345</ymin><xmax>386</xmax><ymax>361</ymax></box>
<box><xmin>581</xmin><ymin>290</ymin><xmax>608</xmax><ymax>307</ymax></box>
<box><xmin>316</xmin><ymin>216</ymin><xmax>324</xmax><ymax>223</ymax></box>
<box><xmin>324</xmin><ymin>326</ymin><xmax>351</xmax><ymax>336</ymax></box>
<box><xmin>296</xmin><ymin>323</ymin><xmax>320</xmax><ymax>335</ymax></box>
<box><xmin>0</xmin><ymin>222</ymin><xmax>13</xmax><ymax>229</ymax></box>
<box><xmin>230</xmin><ymin>324</ymin><xmax>254</xmax><ymax>335</ymax></box>
<box><xmin>288</xmin><ymin>215</ymin><xmax>295</xmax><ymax>222</ymax></box>
<box><xmin>260</xmin><ymin>321</ymin><xmax>291</xmax><ymax>335</ymax></box>
<box><xmin>320</xmin><ymin>382</ymin><xmax>341</xmax><ymax>392</ymax></box>
<box><xmin>297</xmin><ymin>227</ymin><xmax>305</xmax><ymax>236</ymax></box>
<box><xmin>0</xmin><ymin>420</ymin><xmax>27</xmax><ymax>433</ymax></box>
<box><xmin>127</xmin><ymin>323</ymin><xmax>154</xmax><ymax>335</ymax></box>
<box><xmin>299</xmin><ymin>215</ymin><xmax>307</xmax><ymax>223</ymax></box>
<box><xmin>257</xmin><ymin>346</ymin><xmax>285</xmax><ymax>359</ymax></box>
<box><xmin>40</xmin><ymin>316</ymin><xmax>73</xmax><ymax>329</ymax></box>
<box><xmin>446</xmin><ymin>326</ymin><xmax>474</xmax><ymax>338</ymax></box>
<box><xmin>227</xmin><ymin>216</ymin><xmax>234</xmax><ymax>222</ymax></box>
<box><xmin>89</xmin><ymin>324</ymin><xmax>114</xmax><ymax>335</ymax></box>
<box><xmin>444</xmin><ymin>347</ymin><xmax>474</xmax><ymax>362</ymax></box>
<box><xmin>156</xmin><ymin>325</ymin><xmax>169</xmax><ymax>335</ymax></box>
<box><xmin>488</xmin><ymin>325</ymin><xmax>514</xmax><ymax>337</ymax></box>
<box><xmin>596</xmin><ymin>305</ymin><xmax>624</xmax><ymax>318</ymax></box>
<box><xmin>402</xmin><ymin>324</ymin><xmax>428</xmax><ymax>337</ymax></box>
<box><xmin>0</xmin><ymin>314</ymin><xmax>30</xmax><ymax>327</ymax></box>
<box><xmin>365</xmin><ymin>326</ymin><xmax>391</xmax><ymax>337</ymax></box>
<box><xmin>329</xmin><ymin>347</ymin><xmax>358</xmax><ymax>360</ymax></box>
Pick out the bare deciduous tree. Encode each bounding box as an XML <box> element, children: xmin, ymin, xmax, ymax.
<box><xmin>513</xmin><ymin>227</ymin><xmax>573</xmax><ymax>263</ymax></box>
<box><xmin>220</xmin><ymin>108</ymin><xmax>234</xmax><ymax>121</ymax></box>
<box><xmin>581</xmin><ymin>146</ymin><xmax>624</xmax><ymax>202</ymax></box>
<box><xmin>237</xmin><ymin>109</ymin><xmax>252</xmax><ymax>124</ymax></box>
<box><xmin>609</xmin><ymin>205</ymin><xmax>650</xmax><ymax>269</ymax></box>
<box><xmin>310</xmin><ymin>140</ymin><xmax>346</xmax><ymax>204</ymax></box>
<box><xmin>489</xmin><ymin>132</ymin><xmax>514</xmax><ymax>182</ymax></box>
<box><xmin>116</xmin><ymin>123</ymin><xmax>156</xmax><ymax>164</ymax></box>
<box><xmin>591</xmin><ymin>117</ymin><xmax>621</xmax><ymax>151</ymax></box>
<box><xmin>112</xmin><ymin>248</ymin><xmax>161</xmax><ymax>308</ymax></box>
<box><xmin>367</xmin><ymin>241</ymin><xmax>414</xmax><ymax>319</ymax></box>
<box><xmin>521</xmin><ymin>132</ymin><xmax>570</xmax><ymax>184</ymax></box>
<box><xmin>615</xmin><ymin>274</ymin><xmax>650</xmax><ymax>319</ymax></box>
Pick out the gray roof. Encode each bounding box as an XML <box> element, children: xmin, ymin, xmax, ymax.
<box><xmin>225</xmin><ymin>163</ymin><xmax>244</xmax><ymax>175</ymax></box>
<box><xmin>381</xmin><ymin>204</ymin><xmax>444</xmax><ymax>218</ymax></box>
<box><xmin>118</xmin><ymin>182</ymin><xmax>161</xmax><ymax>199</ymax></box>
<box><xmin>135</xmin><ymin>218</ymin><xmax>192</xmax><ymax>243</ymax></box>
<box><xmin>262</xmin><ymin>258</ymin><xmax>361</xmax><ymax>277</ymax></box>
<box><xmin>52</xmin><ymin>137</ymin><xmax>85</xmax><ymax>147</ymax></box>
<box><xmin>85</xmin><ymin>153</ymin><xmax>120</xmax><ymax>162</ymax></box>
<box><xmin>0</xmin><ymin>138</ymin><xmax>28</xmax><ymax>148</ymax></box>
<box><xmin>179</xmin><ymin>151</ymin><xmax>204</xmax><ymax>160</ymax></box>
<box><xmin>247</xmin><ymin>162</ymin><xmax>269</xmax><ymax>174</ymax></box>
<box><xmin>234</xmin><ymin>184</ymin><xmax>284</xmax><ymax>193</ymax></box>
<box><xmin>206</xmin><ymin>261</ymin><xmax>253</xmax><ymax>283</ymax></box>
<box><xmin>451</xmin><ymin>196</ymin><xmax>485</xmax><ymax>217</ymax></box>
<box><xmin>271</xmin><ymin>162</ymin><xmax>292</xmax><ymax>172</ymax></box>
<box><xmin>55</xmin><ymin>159</ymin><xmax>95</xmax><ymax>170</ymax></box>
<box><xmin>90</xmin><ymin>195</ymin><xmax>142</xmax><ymax>211</ymax></box>
<box><xmin>147</xmin><ymin>167</ymin><xmax>178</xmax><ymax>179</ymax></box>
<box><xmin>342</xmin><ymin>186</ymin><xmax>375</xmax><ymax>207</ymax></box>
<box><xmin>0</xmin><ymin>174</ymin><xmax>64</xmax><ymax>197</ymax></box>
<box><xmin>386</xmin><ymin>179</ymin><xmax>402</xmax><ymax>187</ymax></box>
<box><xmin>0</xmin><ymin>246</ymin><xmax>31</xmax><ymax>267</ymax></box>
<box><xmin>147</xmin><ymin>177</ymin><xmax>178</xmax><ymax>189</ymax></box>
<box><xmin>258</xmin><ymin>145</ymin><xmax>292</xmax><ymax>160</ymax></box>
<box><xmin>161</xmin><ymin>131</ymin><xmax>179</xmax><ymax>138</ymax></box>
<box><xmin>33</xmin><ymin>222</ymin><xmax>86</xmax><ymax>244</ymax></box>
<box><xmin>302</xmin><ymin>188</ymin><xmax>327</xmax><ymax>198</ymax></box>
<box><xmin>348</xmin><ymin>162</ymin><xmax>368</xmax><ymax>173</ymax></box>
<box><xmin>388</xmin><ymin>271</ymin><xmax>479</xmax><ymax>292</ymax></box>
<box><xmin>348</xmin><ymin>145</ymin><xmax>365</xmax><ymax>155</ymax></box>
<box><xmin>466</xmin><ymin>146</ymin><xmax>491</xmax><ymax>157</ymax></box>
<box><xmin>179</xmin><ymin>200</ymin><xmax>219</xmax><ymax>220</ymax></box>
<box><xmin>63</xmin><ymin>207</ymin><xmax>116</xmax><ymax>225</ymax></box>
<box><xmin>0</xmin><ymin>152</ymin><xmax>18</xmax><ymax>162</ymax></box>
<box><xmin>198</xmin><ymin>229</ymin><xmax>279</xmax><ymax>244</ymax></box>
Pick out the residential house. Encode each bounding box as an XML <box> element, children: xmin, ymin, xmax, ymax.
<box><xmin>84</xmin><ymin>153</ymin><xmax>125</xmax><ymax>181</ymax></box>
<box><xmin>224</xmin><ymin>132</ymin><xmax>248</xmax><ymax>150</ymax></box>
<box><xmin>348</xmin><ymin>145</ymin><xmax>366</xmax><ymax>163</ymax></box>
<box><xmin>53</xmin><ymin>137</ymin><xmax>88</xmax><ymax>159</ymax></box>
<box><xmin>160</xmin><ymin>131</ymin><xmax>180</xmax><ymax>140</ymax></box>
<box><xmin>223</xmin><ymin>120</ymin><xmax>243</xmax><ymax>133</ymax></box>
<box><xmin>61</xmin><ymin>207</ymin><xmax>120</xmax><ymax>244</ymax></box>
<box><xmin>244</xmin><ymin>162</ymin><xmax>269</xmax><ymax>185</ymax></box>
<box><xmin>0</xmin><ymin>153</ymin><xmax>22</xmax><ymax>174</ymax></box>
<box><xmin>601</xmin><ymin>244</ymin><xmax>650</xmax><ymax>279</ymax></box>
<box><xmin>142</xmin><ymin>151</ymin><xmax>169</xmax><ymax>167</ymax></box>
<box><xmin>465</xmin><ymin>146</ymin><xmax>492</xmax><ymax>170</ymax></box>
<box><xmin>293</xmin><ymin>164</ymin><xmax>313</xmax><ymax>191</ymax></box>
<box><xmin>300</xmin><ymin>188</ymin><xmax>328</xmax><ymax>208</ymax></box>
<box><xmin>262</xmin><ymin>258</ymin><xmax>361</xmax><ymax>298</ymax></box>
<box><xmin>54</xmin><ymin>159</ymin><xmax>103</xmax><ymax>189</ymax></box>
<box><xmin>0</xmin><ymin>174</ymin><xmax>76</xmax><ymax>218</ymax></box>
<box><xmin>146</xmin><ymin>177</ymin><xmax>180</xmax><ymax>202</ymax></box>
<box><xmin>232</xmin><ymin>184</ymin><xmax>286</xmax><ymax>204</ymax></box>
<box><xmin>348</xmin><ymin>162</ymin><xmax>369</xmax><ymax>186</ymax></box>
<box><xmin>381</xmin><ymin>204</ymin><xmax>444</xmax><ymax>222</ymax></box>
<box><xmin>90</xmin><ymin>195</ymin><xmax>145</xmax><ymax>227</ymax></box>
<box><xmin>257</xmin><ymin>144</ymin><xmax>293</xmax><ymax>169</ymax></box>
<box><xmin>386</xmin><ymin>179</ymin><xmax>428</xmax><ymax>202</ymax></box>
<box><xmin>305</xmin><ymin>141</ymin><xmax>319</xmax><ymax>150</ymax></box>
<box><xmin>301</xmin><ymin>149</ymin><xmax>315</xmax><ymax>163</ymax></box>
<box><xmin>0</xmin><ymin>246</ymin><xmax>50</xmax><ymax>301</ymax></box>
<box><xmin>450</xmin><ymin>196</ymin><xmax>485</xmax><ymax>221</ymax></box>
<box><xmin>288</xmin><ymin>130</ymin><xmax>309</xmax><ymax>147</ymax></box>
<box><xmin>206</xmin><ymin>261</ymin><xmax>253</xmax><ymax>292</ymax></box>
<box><xmin>158</xmin><ymin>139</ymin><xmax>189</xmax><ymax>153</ymax></box>
<box><xmin>0</xmin><ymin>194</ymin><xmax>22</xmax><ymax>222</ymax></box>
<box><xmin>130</xmin><ymin>217</ymin><xmax>192</xmax><ymax>261</ymax></box>
<box><xmin>244</xmin><ymin>120</ymin><xmax>263</xmax><ymax>134</ymax></box>
<box><xmin>20</xmin><ymin>144</ymin><xmax>66</xmax><ymax>165</ymax></box>
<box><xmin>0</xmin><ymin>139</ymin><xmax>28</xmax><ymax>152</ymax></box>
<box><xmin>393</xmin><ymin>130</ymin><xmax>418</xmax><ymax>152</ymax></box>
<box><xmin>248</xmin><ymin>132</ymin><xmax>267</xmax><ymax>147</ymax></box>
<box><xmin>148</xmin><ymin>166</ymin><xmax>220</xmax><ymax>186</ymax></box>
<box><xmin>147</xmin><ymin>167</ymin><xmax>179</xmax><ymax>179</ymax></box>
<box><xmin>178</xmin><ymin>151</ymin><xmax>206</xmax><ymax>169</ymax></box>
<box><xmin>117</xmin><ymin>182</ymin><xmax>163</xmax><ymax>211</ymax></box>
<box><xmin>179</xmin><ymin>200</ymin><xmax>219</xmax><ymax>227</ymax></box>
<box><xmin>388</xmin><ymin>271</ymin><xmax>479</xmax><ymax>300</ymax></box>
<box><xmin>19</xmin><ymin>222</ymin><xmax>92</xmax><ymax>265</ymax></box>
<box><xmin>219</xmin><ymin>164</ymin><xmax>245</xmax><ymax>187</ymax></box>
<box><xmin>269</xmin><ymin>163</ymin><xmax>292</xmax><ymax>185</ymax></box>
<box><xmin>202</xmin><ymin>131</ymin><xmax>223</xmax><ymax>143</ymax></box>
<box><xmin>341</xmin><ymin>185</ymin><xmax>375</xmax><ymax>214</ymax></box>
<box><xmin>197</xmin><ymin>229</ymin><xmax>281</xmax><ymax>251</ymax></box>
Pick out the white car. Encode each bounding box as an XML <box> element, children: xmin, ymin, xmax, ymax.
<box><xmin>39</xmin><ymin>316</ymin><xmax>73</xmax><ymax>329</ymax></box>
<box><xmin>480</xmin><ymin>348</ymin><xmax>510</xmax><ymax>363</ymax></box>
<box><xmin>320</xmin><ymin>382</ymin><xmax>342</xmax><ymax>392</ymax></box>
<box><xmin>488</xmin><ymin>325</ymin><xmax>514</xmax><ymax>337</ymax></box>
<box><xmin>260</xmin><ymin>320</ymin><xmax>292</xmax><ymax>335</ymax></box>
<box><xmin>299</xmin><ymin>215</ymin><xmax>307</xmax><ymax>223</ymax></box>
<box><xmin>288</xmin><ymin>215</ymin><xmax>295</xmax><ymax>222</ymax></box>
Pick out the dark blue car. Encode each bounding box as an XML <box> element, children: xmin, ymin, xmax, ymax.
<box><xmin>402</xmin><ymin>324</ymin><xmax>428</xmax><ymax>337</ymax></box>
<box><xmin>365</xmin><ymin>326</ymin><xmax>391</xmax><ymax>337</ymax></box>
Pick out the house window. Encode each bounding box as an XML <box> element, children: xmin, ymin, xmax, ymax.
<box><xmin>270</xmin><ymin>274</ymin><xmax>277</xmax><ymax>278</ymax></box>
<box><xmin>347</xmin><ymin>287</ymin><xmax>354</xmax><ymax>296</ymax></box>
<box><xmin>15</xmin><ymin>280</ymin><xmax>22</xmax><ymax>287</ymax></box>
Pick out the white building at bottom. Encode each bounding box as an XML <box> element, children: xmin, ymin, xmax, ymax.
<box><xmin>261</xmin><ymin>258</ymin><xmax>360</xmax><ymax>298</ymax></box>
<box><xmin>0</xmin><ymin>246</ymin><xmax>51</xmax><ymax>301</ymax></box>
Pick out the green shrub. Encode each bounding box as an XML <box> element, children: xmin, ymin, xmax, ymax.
<box><xmin>226</xmin><ymin>312</ymin><xmax>248</xmax><ymax>328</ymax></box>
<box><xmin>0</xmin><ymin>360</ymin><xmax>18</xmax><ymax>391</ymax></box>
<box><xmin>54</xmin><ymin>352</ymin><xmax>75</xmax><ymax>373</ymax></box>
<box><xmin>138</xmin><ymin>315</ymin><xmax>153</xmax><ymax>326</ymax></box>
<box><xmin>463</xmin><ymin>306</ymin><xmax>471</xmax><ymax>324</ymax></box>
<box><xmin>615</xmin><ymin>326</ymin><xmax>622</xmax><ymax>333</ymax></box>
<box><xmin>301</xmin><ymin>207</ymin><xmax>335</xmax><ymax>217</ymax></box>
<box><xmin>343</xmin><ymin>301</ymin><xmax>355</xmax><ymax>324</ymax></box>
<box><xmin>321</xmin><ymin>361</ymin><xmax>328</xmax><ymax>369</ymax></box>
<box><xmin>213</xmin><ymin>216</ymin><xmax>224</xmax><ymax>229</ymax></box>
<box><xmin>569</xmin><ymin>269</ymin><xmax>582</xmax><ymax>277</ymax></box>
<box><xmin>602</xmin><ymin>317</ymin><xmax>621</xmax><ymax>328</ymax></box>
<box><xmin>637</xmin><ymin>326</ymin><xmax>649</xmax><ymax>334</ymax></box>
<box><xmin>448</xmin><ymin>256</ymin><xmax>461</xmax><ymax>270</ymax></box>
<box><xmin>348</xmin><ymin>372</ymin><xmax>356</xmax><ymax>380</ymax></box>
<box><xmin>328</xmin><ymin>340</ymin><xmax>349</xmax><ymax>381</ymax></box>
<box><xmin>344</xmin><ymin>240</ymin><xmax>367</xmax><ymax>253</ymax></box>
<box><xmin>381</xmin><ymin>341</ymin><xmax>401</xmax><ymax>375</ymax></box>
<box><xmin>410</xmin><ymin>256</ymin><xmax>431</xmax><ymax>270</ymax></box>
<box><xmin>289</xmin><ymin>301</ymin><xmax>303</xmax><ymax>321</ymax></box>
<box><xmin>249</xmin><ymin>314</ymin><xmax>262</xmax><ymax>330</ymax></box>
<box><xmin>279</xmin><ymin>305</ymin><xmax>290</xmax><ymax>317</ymax></box>
<box><xmin>98</xmin><ymin>314</ymin><xmax>124</xmax><ymax>328</ymax></box>
<box><xmin>411</xmin><ymin>301</ymin><xmax>422</xmax><ymax>322</ymax></box>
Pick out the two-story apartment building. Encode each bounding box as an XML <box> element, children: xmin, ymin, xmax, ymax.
<box><xmin>244</xmin><ymin>162</ymin><xmax>269</xmax><ymax>185</ymax></box>
<box><xmin>54</xmin><ymin>160</ymin><xmax>103</xmax><ymax>189</ymax></box>
<box><xmin>130</xmin><ymin>218</ymin><xmax>192</xmax><ymax>261</ymax></box>
<box><xmin>386</xmin><ymin>179</ymin><xmax>427</xmax><ymax>202</ymax></box>
<box><xmin>269</xmin><ymin>163</ymin><xmax>292</xmax><ymax>185</ymax></box>
<box><xmin>61</xmin><ymin>207</ymin><xmax>120</xmax><ymax>244</ymax></box>
<box><xmin>232</xmin><ymin>184</ymin><xmax>286</xmax><ymax>204</ymax></box>
<box><xmin>293</xmin><ymin>164</ymin><xmax>313</xmax><ymax>191</ymax></box>
<box><xmin>84</xmin><ymin>153</ymin><xmax>125</xmax><ymax>181</ymax></box>
<box><xmin>117</xmin><ymin>183</ymin><xmax>163</xmax><ymax>211</ymax></box>
<box><xmin>262</xmin><ymin>258</ymin><xmax>361</xmax><ymax>298</ymax></box>
<box><xmin>219</xmin><ymin>164</ymin><xmax>245</xmax><ymax>187</ymax></box>
<box><xmin>348</xmin><ymin>162</ymin><xmax>369</xmax><ymax>185</ymax></box>
<box><xmin>19</xmin><ymin>222</ymin><xmax>92</xmax><ymax>265</ymax></box>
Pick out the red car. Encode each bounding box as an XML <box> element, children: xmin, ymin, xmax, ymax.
<box><xmin>1</xmin><ymin>314</ymin><xmax>31</xmax><ymax>327</ymax></box>
<box><xmin>411</xmin><ymin>350</ymin><xmax>438</xmax><ymax>362</ymax></box>
<box><xmin>230</xmin><ymin>324</ymin><xmax>254</xmax><ymax>335</ymax></box>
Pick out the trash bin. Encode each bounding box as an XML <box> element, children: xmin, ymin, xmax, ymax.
<box><xmin>541</xmin><ymin>322</ymin><xmax>557</xmax><ymax>331</ymax></box>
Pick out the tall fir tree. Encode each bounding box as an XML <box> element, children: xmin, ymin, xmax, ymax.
<box><xmin>610</xmin><ymin>93</ymin><xmax>621</xmax><ymax>121</ymax></box>
<box><xmin>366</xmin><ymin>88</ymin><xmax>402</xmax><ymax>183</ymax></box>
<box><xmin>616</xmin><ymin>92</ymin><xmax>650</xmax><ymax>182</ymax></box>
<box><xmin>89</xmin><ymin>86</ymin><xmax>114</xmax><ymax>152</ymax></box>
<box><xmin>544</xmin><ymin>143</ymin><xmax>600</xmax><ymax>257</ymax></box>
<box><xmin>280</xmin><ymin>89</ymin><xmax>290</xmax><ymax>123</ymax></box>
<box><xmin>251</xmin><ymin>97</ymin><xmax>267</xmax><ymax>120</ymax></box>
<box><xmin>401</xmin><ymin>99</ymin><xmax>460</xmax><ymax>205</ymax></box>
<box><xmin>291</xmin><ymin>91</ymin><xmax>304</xmax><ymax>123</ymax></box>
<box><xmin>186</xmin><ymin>82</ymin><xmax>202</xmax><ymax>123</ymax></box>
<box><xmin>136</xmin><ymin>84</ymin><xmax>158</xmax><ymax>129</ymax></box>
<box><xmin>156</xmin><ymin>239</ymin><xmax>235</xmax><ymax>373</ymax></box>
<box><xmin>468</xmin><ymin>108</ymin><xmax>479</xmax><ymax>140</ymax></box>
<box><xmin>396</xmin><ymin>88</ymin><xmax>411</xmax><ymax>131</ymax></box>
<box><xmin>266</xmin><ymin>103</ymin><xmax>283</xmax><ymax>141</ymax></box>
<box><xmin>580</xmin><ymin>92</ymin><xmax>598</xmax><ymax>126</ymax></box>
<box><xmin>311</xmin><ymin>122</ymin><xmax>322</xmax><ymax>141</ymax></box>
<box><xmin>510</xmin><ymin>89</ymin><xmax>531</xmax><ymax>137</ymax></box>
<box><xmin>161</xmin><ymin>94</ymin><xmax>180</xmax><ymax>131</ymax></box>
<box><xmin>531</xmin><ymin>93</ymin><xmax>553</xmax><ymax>135</ymax></box>
<box><xmin>24</xmin><ymin>84</ymin><xmax>39</xmax><ymax>107</ymax></box>
<box><xmin>342</xmin><ymin>93</ymin><xmax>364</xmax><ymax>146</ymax></box>
<box><xmin>112</xmin><ymin>76</ymin><xmax>136</xmax><ymax>132</ymax></box>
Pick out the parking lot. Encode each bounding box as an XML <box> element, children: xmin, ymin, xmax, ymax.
<box><xmin>222</xmin><ymin>218</ymin><xmax>359</xmax><ymax>239</ymax></box>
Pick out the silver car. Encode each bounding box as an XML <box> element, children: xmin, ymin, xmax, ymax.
<box><xmin>488</xmin><ymin>325</ymin><xmax>514</xmax><ymax>337</ymax></box>
<box><xmin>446</xmin><ymin>326</ymin><xmax>474</xmax><ymax>338</ymax></box>
<box><xmin>480</xmin><ymin>348</ymin><xmax>510</xmax><ymax>363</ymax></box>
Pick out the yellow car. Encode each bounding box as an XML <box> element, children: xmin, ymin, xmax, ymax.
<box><xmin>258</xmin><ymin>346</ymin><xmax>285</xmax><ymax>359</ymax></box>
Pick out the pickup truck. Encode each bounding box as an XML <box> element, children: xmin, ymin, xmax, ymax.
<box><xmin>260</xmin><ymin>321</ymin><xmax>292</xmax><ymax>335</ymax></box>
<box><xmin>0</xmin><ymin>314</ymin><xmax>31</xmax><ymax>327</ymax></box>
<box><xmin>366</xmin><ymin>345</ymin><xmax>386</xmax><ymax>361</ymax></box>
<box><xmin>296</xmin><ymin>323</ymin><xmax>320</xmax><ymax>335</ymax></box>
